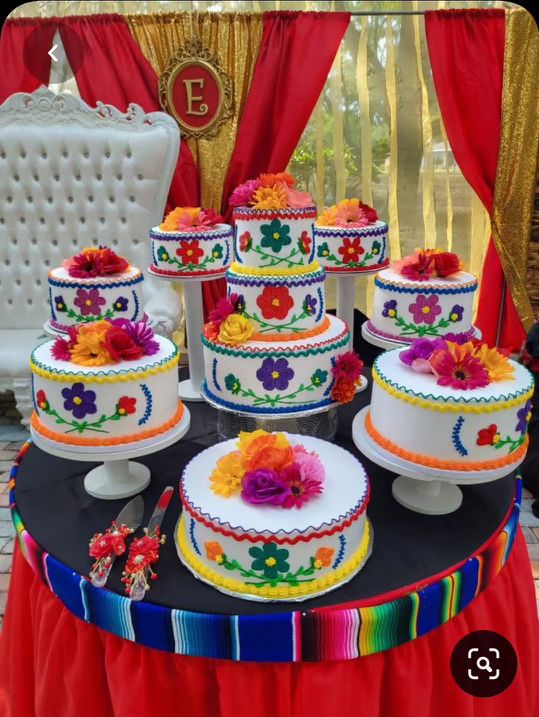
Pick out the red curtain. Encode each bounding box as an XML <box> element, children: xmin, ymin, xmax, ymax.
<box><xmin>1</xmin><ymin>532</ymin><xmax>538</xmax><ymax>717</ymax></box>
<box><xmin>425</xmin><ymin>9</ymin><xmax>524</xmax><ymax>351</ymax></box>
<box><xmin>201</xmin><ymin>10</ymin><xmax>351</xmax><ymax>313</ymax></box>
<box><xmin>0</xmin><ymin>19</ymin><xmax>56</xmax><ymax>101</ymax></box>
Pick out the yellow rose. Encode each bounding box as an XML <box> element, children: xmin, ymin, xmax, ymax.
<box><xmin>218</xmin><ymin>314</ymin><xmax>254</xmax><ymax>345</ymax></box>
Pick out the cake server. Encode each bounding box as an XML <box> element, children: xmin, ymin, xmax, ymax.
<box><xmin>122</xmin><ymin>486</ymin><xmax>174</xmax><ymax>601</ymax></box>
<box><xmin>89</xmin><ymin>495</ymin><xmax>144</xmax><ymax>588</ymax></box>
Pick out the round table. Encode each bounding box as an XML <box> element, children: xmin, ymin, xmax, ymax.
<box><xmin>1</xmin><ymin>385</ymin><xmax>538</xmax><ymax>717</ymax></box>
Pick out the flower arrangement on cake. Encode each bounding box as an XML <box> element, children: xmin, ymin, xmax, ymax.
<box><xmin>229</xmin><ymin>172</ymin><xmax>313</xmax><ymax>210</ymax></box>
<box><xmin>314</xmin><ymin>198</ymin><xmax>389</xmax><ymax>273</ymax></box>
<box><xmin>63</xmin><ymin>246</ymin><xmax>130</xmax><ymax>278</ymax></box>
<box><xmin>210</xmin><ymin>429</ymin><xmax>325</xmax><ymax>509</ymax></box>
<box><xmin>391</xmin><ymin>248</ymin><xmax>462</xmax><ymax>282</ymax></box>
<box><xmin>52</xmin><ymin>318</ymin><xmax>160</xmax><ymax>367</ymax></box>
<box><xmin>150</xmin><ymin>207</ymin><xmax>233</xmax><ymax>277</ymax></box>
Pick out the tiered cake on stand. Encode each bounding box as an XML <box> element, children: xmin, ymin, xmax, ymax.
<box><xmin>200</xmin><ymin>172</ymin><xmax>366</xmax><ymax>440</ymax></box>
<box><xmin>149</xmin><ymin>207</ymin><xmax>234</xmax><ymax>402</ymax></box>
<box><xmin>314</xmin><ymin>198</ymin><xmax>389</xmax><ymax>343</ymax></box>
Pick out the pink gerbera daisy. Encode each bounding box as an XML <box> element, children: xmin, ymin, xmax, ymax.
<box><xmin>280</xmin><ymin>463</ymin><xmax>323</xmax><ymax>509</ymax></box>
<box><xmin>429</xmin><ymin>345</ymin><xmax>490</xmax><ymax>390</ymax></box>
<box><xmin>208</xmin><ymin>293</ymin><xmax>239</xmax><ymax>326</ymax></box>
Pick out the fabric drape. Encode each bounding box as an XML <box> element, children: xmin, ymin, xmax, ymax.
<box><xmin>0</xmin><ymin>19</ymin><xmax>56</xmax><ymax>102</ymax></box>
<box><xmin>425</xmin><ymin>9</ymin><xmax>525</xmax><ymax>350</ymax></box>
<box><xmin>221</xmin><ymin>11</ymin><xmax>350</xmax><ymax>220</ymax></box>
<box><xmin>126</xmin><ymin>11</ymin><xmax>263</xmax><ymax>315</ymax></box>
<box><xmin>1</xmin><ymin>532</ymin><xmax>538</xmax><ymax>717</ymax></box>
<box><xmin>491</xmin><ymin>8</ymin><xmax>539</xmax><ymax>336</ymax></box>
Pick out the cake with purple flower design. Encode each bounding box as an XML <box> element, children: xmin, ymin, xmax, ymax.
<box><xmin>177</xmin><ymin>430</ymin><xmax>371</xmax><ymax>601</ymax></box>
<box><xmin>48</xmin><ymin>247</ymin><xmax>144</xmax><ymax>334</ymax></box>
<box><xmin>366</xmin><ymin>337</ymin><xmax>533</xmax><ymax>472</ymax></box>
<box><xmin>30</xmin><ymin>318</ymin><xmax>183</xmax><ymax>448</ymax></box>
<box><xmin>201</xmin><ymin>173</ymin><xmax>365</xmax><ymax>415</ymax></box>
<box><xmin>367</xmin><ymin>249</ymin><xmax>477</xmax><ymax>344</ymax></box>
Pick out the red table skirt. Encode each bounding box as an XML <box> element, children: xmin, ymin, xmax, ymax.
<box><xmin>1</xmin><ymin>532</ymin><xmax>538</xmax><ymax>717</ymax></box>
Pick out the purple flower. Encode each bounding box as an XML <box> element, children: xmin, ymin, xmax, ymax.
<box><xmin>400</xmin><ymin>338</ymin><xmax>446</xmax><ymax>373</ymax></box>
<box><xmin>234</xmin><ymin>294</ymin><xmax>245</xmax><ymax>314</ymax></box>
<box><xmin>382</xmin><ymin>299</ymin><xmax>397</xmax><ymax>318</ymax></box>
<box><xmin>408</xmin><ymin>295</ymin><xmax>442</xmax><ymax>325</ymax></box>
<box><xmin>256</xmin><ymin>358</ymin><xmax>294</xmax><ymax>391</ymax></box>
<box><xmin>54</xmin><ymin>295</ymin><xmax>67</xmax><ymax>313</ymax></box>
<box><xmin>515</xmin><ymin>400</ymin><xmax>532</xmax><ymax>435</ymax></box>
<box><xmin>74</xmin><ymin>288</ymin><xmax>106</xmax><ymax>316</ymax></box>
<box><xmin>445</xmin><ymin>330</ymin><xmax>474</xmax><ymax>345</ymax></box>
<box><xmin>111</xmin><ymin>319</ymin><xmax>159</xmax><ymax>356</ymax></box>
<box><xmin>449</xmin><ymin>305</ymin><xmax>464</xmax><ymax>322</ymax></box>
<box><xmin>61</xmin><ymin>382</ymin><xmax>97</xmax><ymax>419</ymax></box>
<box><xmin>241</xmin><ymin>469</ymin><xmax>291</xmax><ymax>506</ymax></box>
<box><xmin>303</xmin><ymin>294</ymin><xmax>317</xmax><ymax>316</ymax></box>
<box><xmin>113</xmin><ymin>296</ymin><xmax>128</xmax><ymax>312</ymax></box>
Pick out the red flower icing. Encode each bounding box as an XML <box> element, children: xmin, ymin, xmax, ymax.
<box><xmin>118</xmin><ymin>396</ymin><xmax>137</xmax><ymax>415</ymax></box>
<box><xmin>239</xmin><ymin>231</ymin><xmax>252</xmax><ymax>252</ymax></box>
<box><xmin>176</xmin><ymin>240</ymin><xmax>204</xmax><ymax>266</ymax></box>
<box><xmin>477</xmin><ymin>424</ymin><xmax>500</xmax><ymax>446</ymax></box>
<box><xmin>256</xmin><ymin>286</ymin><xmax>294</xmax><ymax>320</ymax></box>
<box><xmin>299</xmin><ymin>231</ymin><xmax>312</xmax><ymax>255</ymax></box>
<box><xmin>338</xmin><ymin>237</ymin><xmax>365</xmax><ymax>264</ymax></box>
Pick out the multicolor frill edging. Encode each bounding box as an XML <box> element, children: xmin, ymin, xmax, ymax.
<box><xmin>9</xmin><ymin>441</ymin><xmax>521</xmax><ymax>662</ymax></box>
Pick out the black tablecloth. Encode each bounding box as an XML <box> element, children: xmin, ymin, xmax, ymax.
<box><xmin>16</xmin><ymin>367</ymin><xmax>514</xmax><ymax>616</ymax></box>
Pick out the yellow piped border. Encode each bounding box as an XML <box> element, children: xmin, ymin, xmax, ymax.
<box><xmin>30</xmin><ymin>353</ymin><xmax>179</xmax><ymax>384</ymax></box>
<box><xmin>177</xmin><ymin>514</ymin><xmax>371</xmax><ymax>600</ymax></box>
<box><xmin>372</xmin><ymin>365</ymin><xmax>534</xmax><ymax>413</ymax></box>
<box><xmin>229</xmin><ymin>260</ymin><xmax>322</xmax><ymax>278</ymax></box>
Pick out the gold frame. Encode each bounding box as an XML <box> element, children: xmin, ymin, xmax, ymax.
<box><xmin>159</xmin><ymin>38</ymin><xmax>234</xmax><ymax>139</ymax></box>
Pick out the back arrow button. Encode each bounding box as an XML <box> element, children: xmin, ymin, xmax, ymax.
<box><xmin>48</xmin><ymin>44</ymin><xmax>58</xmax><ymax>62</ymax></box>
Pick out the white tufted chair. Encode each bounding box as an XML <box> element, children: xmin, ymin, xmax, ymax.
<box><xmin>0</xmin><ymin>87</ymin><xmax>182</xmax><ymax>424</ymax></box>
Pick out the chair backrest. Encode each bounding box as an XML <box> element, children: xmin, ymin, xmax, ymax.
<box><xmin>0</xmin><ymin>87</ymin><xmax>179</xmax><ymax>329</ymax></box>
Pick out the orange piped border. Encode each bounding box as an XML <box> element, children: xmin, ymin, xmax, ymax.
<box><xmin>31</xmin><ymin>402</ymin><xmax>184</xmax><ymax>447</ymax></box>
<box><xmin>250</xmin><ymin>316</ymin><xmax>331</xmax><ymax>343</ymax></box>
<box><xmin>365</xmin><ymin>410</ymin><xmax>528</xmax><ymax>471</ymax></box>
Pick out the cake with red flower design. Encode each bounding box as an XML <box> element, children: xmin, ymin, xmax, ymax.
<box><xmin>149</xmin><ymin>207</ymin><xmax>233</xmax><ymax>277</ymax></box>
<box><xmin>367</xmin><ymin>249</ymin><xmax>478</xmax><ymax>344</ymax></box>
<box><xmin>366</xmin><ymin>337</ymin><xmax>534</xmax><ymax>472</ymax></box>
<box><xmin>202</xmin><ymin>173</ymin><xmax>364</xmax><ymax>415</ymax></box>
<box><xmin>177</xmin><ymin>430</ymin><xmax>371</xmax><ymax>601</ymax></box>
<box><xmin>314</xmin><ymin>198</ymin><xmax>389</xmax><ymax>273</ymax></box>
<box><xmin>48</xmin><ymin>247</ymin><xmax>145</xmax><ymax>334</ymax></box>
<box><xmin>30</xmin><ymin>319</ymin><xmax>183</xmax><ymax>448</ymax></box>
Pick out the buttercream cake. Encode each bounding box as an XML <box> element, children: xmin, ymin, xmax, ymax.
<box><xmin>30</xmin><ymin>319</ymin><xmax>183</xmax><ymax>448</ymax></box>
<box><xmin>48</xmin><ymin>247</ymin><xmax>144</xmax><ymax>333</ymax></box>
<box><xmin>177</xmin><ymin>430</ymin><xmax>371</xmax><ymax>601</ymax></box>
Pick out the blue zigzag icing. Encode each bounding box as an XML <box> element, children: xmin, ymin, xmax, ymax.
<box><xmin>150</xmin><ymin>228</ymin><xmax>233</xmax><ymax>242</ymax></box>
<box><xmin>227</xmin><ymin>273</ymin><xmax>324</xmax><ymax>288</ymax></box>
<box><xmin>314</xmin><ymin>225</ymin><xmax>387</xmax><ymax>238</ymax></box>
<box><xmin>190</xmin><ymin>518</ymin><xmax>201</xmax><ymax>555</ymax></box>
<box><xmin>130</xmin><ymin>290</ymin><xmax>140</xmax><ymax>321</ymax></box>
<box><xmin>451</xmin><ymin>416</ymin><xmax>468</xmax><ymax>456</ymax></box>
<box><xmin>315</xmin><ymin>287</ymin><xmax>324</xmax><ymax>323</ymax></box>
<box><xmin>138</xmin><ymin>384</ymin><xmax>153</xmax><ymax>426</ymax></box>
<box><xmin>49</xmin><ymin>286</ymin><xmax>56</xmax><ymax>320</ymax></box>
<box><xmin>374</xmin><ymin>277</ymin><xmax>477</xmax><ymax>295</ymax></box>
<box><xmin>212</xmin><ymin>359</ymin><xmax>221</xmax><ymax>392</ymax></box>
<box><xmin>323</xmin><ymin>356</ymin><xmax>336</xmax><ymax>397</ymax></box>
<box><xmin>223</xmin><ymin>239</ymin><xmax>231</xmax><ymax>266</ymax></box>
<box><xmin>332</xmin><ymin>534</ymin><xmax>346</xmax><ymax>569</ymax></box>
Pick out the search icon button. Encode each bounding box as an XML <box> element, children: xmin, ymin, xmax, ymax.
<box><xmin>476</xmin><ymin>656</ymin><xmax>492</xmax><ymax>672</ymax></box>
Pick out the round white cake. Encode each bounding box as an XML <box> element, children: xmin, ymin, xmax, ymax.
<box><xmin>177</xmin><ymin>434</ymin><xmax>371</xmax><ymax>601</ymax></box>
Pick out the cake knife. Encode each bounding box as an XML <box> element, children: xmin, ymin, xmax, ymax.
<box><xmin>90</xmin><ymin>495</ymin><xmax>144</xmax><ymax>588</ymax></box>
<box><xmin>123</xmin><ymin>486</ymin><xmax>174</xmax><ymax>601</ymax></box>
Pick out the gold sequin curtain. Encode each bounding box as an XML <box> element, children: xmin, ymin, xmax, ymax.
<box><xmin>125</xmin><ymin>12</ymin><xmax>263</xmax><ymax>210</ymax></box>
<box><xmin>491</xmin><ymin>8</ymin><xmax>539</xmax><ymax>332</ymax></box>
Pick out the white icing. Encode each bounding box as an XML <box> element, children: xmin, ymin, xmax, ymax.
<box><xmin>149</xmin><ymin>223</ymin><xmax>233</xmax><ymax>275</ymax></box>
<box><xmin>314</xmin><ymin>221</ymin><xmax>389</xmax><ymax>272</ymax></box>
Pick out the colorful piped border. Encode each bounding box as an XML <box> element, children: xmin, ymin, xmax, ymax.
<box><xmin>203</xmin><ymin>381</ymin><xmax>337</xmax><ymax>415</ymax></box>
<box><xmin>374</xmin><ymin>274</ymin><xmax>477</xmax><ymax>295</ymax></box>
<box><xmin>177</xmin><ymin>514</ymin><xmax>371</xmax><ymax>600</ymax></box>
<box><xmin>229</xmin><ymin>261</ymin><xmax>322</xmax><ymax>278</ymax></box>
<box><xmin>314</xmin><ymin>223</ymin><xmax>388</xmax><ymax>238</ymax></box>
<box><xmin>372</xmin><ymin>361</ymin><xmax>534</xmax><ymax>413</ymax></box>
<box><xmin>365</xmin><ymin>411</ymin><xmax>528</xmax><ymax>472</ymax></box>
<box><xmin>227</xmin><ymin>267</ymin><xmax>325</xmax><ymax>287</ymax></box>
<box><xmin>149</xmin><ymin>226</ymin><xmax>233</xmax><ymax>241</ymax></box>
<box><xmin>149</xmin><ymin>264</ymin><xmax>228</xmax><ymax>279</ymax></box>
<box><xmin>48</xmin><ymin>272</ymin><xmax>143</xmax><ymax>289</ymax></box>
<box><xmin>9</xmin><ymin>441</ymin><xmax>521</xmax><ymax>662</ymax></box>
<box><xmin>30</xmin><ymin>346</ymin><xmax>180</xmax><ymax>384</ymax></box>
<box><xmin>30</xmin><ymin>402</ymin><xmax>184</xmax><ymax>447</ymax></box>
<box><xmin>233</xmin><ymin>206</ymin><xmax>317</xmax><ymax>220</ymax></box>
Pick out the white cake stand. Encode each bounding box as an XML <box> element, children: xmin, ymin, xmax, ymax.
<box><xmin>331</xmin><ymin>264</ymin><xmax>388</xmax><ymax>343</ymax></box>
<box><xmin>30</xmin><ymin>406</ymin><xmax>191</xmax><ymax>500</ymax></box>
<box><xmin>43</xmin><ymin>320</ymin><xmax>65</xmax><ymax>337</ymax></box>
<box><xmin>148</xmin><ymin>268</ymin><xmax>227</xmax><ymax>403</ymax></box>
<box><xmin>352</xmin><ymin>406</ymin><xmax>523</xmax><ymax>515</ymax></box>
<box><xmin>361</xmin><ymin>320</ymin><xmax>483</xmax><ymax>351</ymax></box>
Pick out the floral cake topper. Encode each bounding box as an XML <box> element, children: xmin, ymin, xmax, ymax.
<box><xmin>229</xmin><ymin>172</ymin><xmax>313</xmax><ymax>211</ymax></box>
<box><xmin>63</xmin><ymin>246</ymin><xmax>129</xmax><ymax>279</ymax></box>
<box><xmin>209</xmin><ymin>429</ymin><xmax>325</xmax><ymax>510</ymax></box>
<box><xmin>52</xmin><ymin>318</ymin><xmax>160</xmax><ymax>367</ymax></box>
<box><xmin>317</xmin><ymin>198</ymin><xmax>378</xmax><ymax>228</ymax></box>
<box><xmin>399</xmin><ymin>336</ymin><xmax>515</xmax><ymax>390</ymax></box>
<box><xmin>160</xmin><ymin>207</ymin><xmax>223</xmax><ymax>232</ymax></box>
<box><xmin>391</xmin><ymin>248</ymin><xmax>462</xmax><ymax>282</ymax></box>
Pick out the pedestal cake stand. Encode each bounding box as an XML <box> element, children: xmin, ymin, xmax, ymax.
<box><xmin>148</xmin><ymin>268</ymin><xmax>226</xmax><ymax>402</ymax></box>
<box><xmin>31</xmin><ymin>406</ymin><xmax>191</xmax><ymax>500</ymax></box>
<box><xmin>203</xmin><ymin>377</ymin><xmax>368</xmax><ymax>442</ymax></box>
<box><xmin>352</xmin><ymin>406</ymin><xmax>522</xmax><ymax>515</ymax></box>
<box><xmin>361</xmin><ymin>320</ymin><xmax>483</xmax><ymax>351</ymax></box>
<box><xmin>332</xmin><ymin>263</ymin><xmax>388</xmax><ymax>343</ymax></box>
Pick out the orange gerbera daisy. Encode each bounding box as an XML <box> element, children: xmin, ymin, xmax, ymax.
<box><xmin>70</xmin><ymin>321</ymin><xmax>113</xmax><ymax>366</ymax></box>
<box><xmin>259</xmin><ymin>172</ymin><xmax>296</xmax><ymax>188</ymax></box>
<box><xmin>160</xmin><ymin>207</ymin><xmax>200</xmax><ymax>231</ymax></box>
<box><xmin>210</xmin><ymin>451</ymin><xmax>245</xmax><ymax>497</ymax></box>
<box><xmin>251</xmin><ymin>184</ymin><xmax>288</xmax><ymax>210</ymax></box>
<box><xmin>473</xmin><ymin>343</ymin><xmax>515</xmax><ymax>382</ymax></box>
